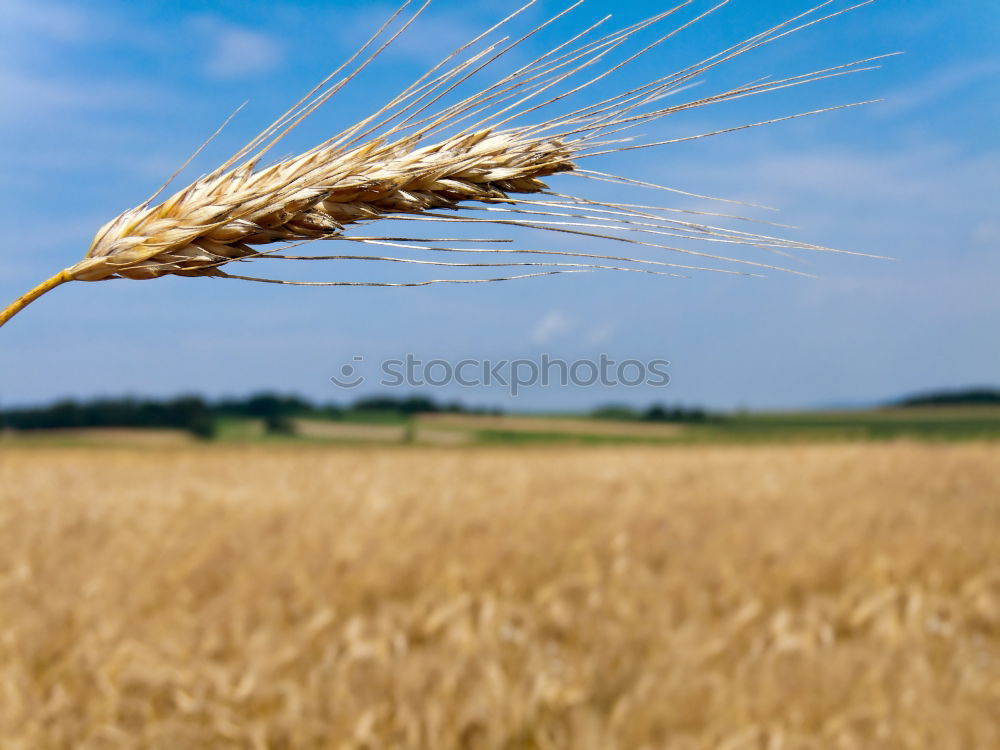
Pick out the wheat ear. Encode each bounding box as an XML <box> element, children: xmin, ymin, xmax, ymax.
<box><xmin>0</xmin><ymin>0</ymin><xmax>890</xmax><ymax>329</ymax></box>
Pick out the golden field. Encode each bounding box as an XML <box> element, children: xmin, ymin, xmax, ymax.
<box><xmin>1</xmin><ymin>442</ymin><xmax>998</xmax><ymax>749</ymax></box>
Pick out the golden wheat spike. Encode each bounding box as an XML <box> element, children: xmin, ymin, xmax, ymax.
<box><xmin>0</xmin><ymin>0</ymin><xmax>888</xmax><ymax>329</ymax></box>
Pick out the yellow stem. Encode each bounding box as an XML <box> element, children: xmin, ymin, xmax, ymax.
<box><xmin>0</xmin><ymin>269</ymin><xmax>73</xmax><ymax>329</ymax></box>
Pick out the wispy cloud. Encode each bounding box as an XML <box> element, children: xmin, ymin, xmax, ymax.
<box><xmin>192</xmin><ymin>18</ymin><xmax>285</xmax><ymax>79</ymax></box>
<box><xmin>0</xmin><ymin>0</ymin><xmax>165</xmax><ymax>131</ymax></box>
<box><xmin>530</xmin><ymin>310</ymin><xmax>574</xmax><ymax>345</ymax></box>
<box><xmin>877</xmin><ymin>59</ymin><xmax>1000</xmax><ymax>118</ymax></box>
<box><xmin>675</xmin><ymin>141</ymin><xmax>998</xmax><ymax>242</ymax></box>
<box><xmin>0</xmin><ymin>67</ymin><xmax>167</xmax><ymax>128</ymax></box>
<box><xmin>0</xmin><ymin>0</ymin><xmax>93</xmax><ymax>49</ymax></box>
<box><xmin>585</xmin><ymin>321</ymin><xmax>616</xmax><ymax>346</ymax></box>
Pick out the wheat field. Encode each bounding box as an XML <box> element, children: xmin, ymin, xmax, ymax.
<box><xmin>1</xmin><ymin>442</ymin><xmax>998</xmax><ymax>748</ymax></box>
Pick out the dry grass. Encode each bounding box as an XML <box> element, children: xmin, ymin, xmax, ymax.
<box><xmin>0</xmin><ymin>428</ymin><xmax>194</xmax><ymax>447</ymax></box>
<box><xmin>1</xmin><ymin>442</ymin><xmax>998</xmax><ymax>748</ymax></box>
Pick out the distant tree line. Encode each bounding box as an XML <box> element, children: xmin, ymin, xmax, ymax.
<box><xmin>0</xmin><ymin>393</ymin><xmax>502</xmax><ymax>439</ymax></box>
<box><xmin>349</xmin><ymin>395</ymin><xmax>502</xmax><ymax>417</ymax></box>
<box><xmin>896</xmin><ymin>388</ymin><xmax>1000</xmax><ymax>408</ymax></box>
<box><xmin>591</xmin><ymin>402</ymin><xmax>712</xmax><ymax>423</ymax></box>
<box><xmin>0</xmin><ymin>396</ymin><xmax>217</xmax><ymax>439</ymax></box>
<box><xmin>6</xmin><ymin>387</ymin><xmax>994</xmax><ymax>440</ymax></box>
<box><xmin>0</xmin><ymin>392</ymin><xmax>720</xmax><ymax>439</ymax></box>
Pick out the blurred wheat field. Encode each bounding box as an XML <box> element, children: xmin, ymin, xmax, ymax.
<box><xmin>1</xmin><ymin>443</ymin><xmax>998</xmax><ymax>749</ymax></box>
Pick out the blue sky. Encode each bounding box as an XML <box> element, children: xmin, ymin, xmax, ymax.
<box><xmin>1</xmin><ymin>0</ymin><xmax>997</xmax><ymax>411</ymax></box>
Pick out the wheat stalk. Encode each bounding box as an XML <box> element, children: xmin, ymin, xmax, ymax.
<box><xmin>0</xmin><ymin>0</ymin><xmax>890</xmax><ymax>329</ymax></box>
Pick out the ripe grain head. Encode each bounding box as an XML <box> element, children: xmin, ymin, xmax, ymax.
<box><xmin>0</xmin><ymin>0</ymin><xmax>892</xmax><ymax>327</ymax></box>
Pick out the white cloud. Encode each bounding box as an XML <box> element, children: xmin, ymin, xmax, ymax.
<box><xmin>0</xmin><ymin>0</ymin><xmax>92</xmax><ymax>47</ymax></box>
<box><xmin>196</xmin><ymin>20</ymin><xmax>285</xmax><ymax>79</ymax></box>
<box><xmin>530</xmin><ymin>310</ymin><xmax>573</xmax><ymax>345</ymax></box>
